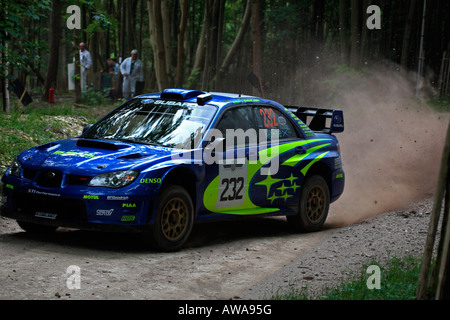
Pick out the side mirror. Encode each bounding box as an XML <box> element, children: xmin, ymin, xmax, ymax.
<box><xmin>330</xmin><ymin>110</ymin><xmax>344</xmax><ymax>133</ymax></box>
<box><xmin>82</xmin><ymin>124</ymin><xmax>92</xmax><ymax>134</ymax></box>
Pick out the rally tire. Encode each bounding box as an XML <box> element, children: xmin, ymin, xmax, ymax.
<box><xmin>287</xmin><ymin>175</ymin><xmax>330</xmax><ymax>232</ymax></box>
<box><xmin>148</xmin><ymin>185</ymin><xmax>194</xmax><ymax>252</ymax></box>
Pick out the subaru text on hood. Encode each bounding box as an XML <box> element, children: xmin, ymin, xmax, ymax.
<box><xmin>1</xmin><ymin>88</ymin><xmax>345</xmax><ymax>251</ymax></box>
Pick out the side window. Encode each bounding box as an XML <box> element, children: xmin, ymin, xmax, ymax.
<box><xmin>215</xmin><ymin>107</ymin><xmax>256</xmax><ymax>147</ymax></box>
<box><xmin>254</xmin><ymin>106</ymin><xmax>299</xmax><ymax>142</ymax></box>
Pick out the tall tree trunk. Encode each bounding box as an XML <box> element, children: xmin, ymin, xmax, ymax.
<box><xmin>119</xmin><ymin>0</ymin><xmax>126</xmax><ymax>59</ymax></box>
<box><xmin>350</xmin><ymin>0</ymin><xmax>361</xmax><ymax>68</ymax></box>
<box><xmin>312</xmin><ymin>0</ymin><xmax>325</xmax><ymax>42</ymax></box>
<box><xmin>251</xmin><ymin>0</ymin><xmax>263</xmax><ymax>96</ymax></box>
<box><xmin>147</xmin><ymin>0</ymin><xmax>169</xmax><ymax>91</ymax></box>
<box><xmin>359</xmin><ymin>0</ymin><xmax>369</xmax><ymax>63</ymax></box>
<box><xmin>176</xmin><ymin>0</ymin><xmax>188</xmax><ymax>87</ymax></box>
<box><xmin>42</xmin><ymin>0</ymin><xmax>62</xmax><ymax>101</ymax></box>
<box><xmin>401</xmin><ymin>0</ymin><xmax>417</xmax><ymax>68</ymax></box>
<box><xmin>215</xmin><ymin>0</ymin><xmax>226</xmax><ymax>89</ymax></box>
<box><xmin>201</xmin><ymin>1</ymin><xmax>213</xmax><ymax>90</ymax></box>
<box><xmin>339</xmin><ymin>0</ymin><xmax>350</xmax><ymax>64</ymax></box>
<box><xmin>189</xmin><ymin>5</ymin><xmax>208</xmax><ymax>87</ymax></box>
<box><xmin>1</xmin><ymin>38</ymin><xmax>10</xmax><ymax>113</ymax></box>
<box><xmin>161</xmin><ymin>0</ymin><xmax>173</xmax><ymax>78</ymax></box>
<box><xmin>216</xmin><ymin>0</ymin><xmax>251</xmax><ymax>87</ymax></box>
<box><xmin>201</xmin><ymin>0</ymin><xmax>225</xmax><ymax>90</ymax></box>
<box><xmin>73</xmin><ymin>31</ymin><xmax>82</xmax><ymax>103</ymax></box>
<box><xmin>126</xmin><ymin>0</ymin><xmax>136</xmax><ymax>53</ymax></box>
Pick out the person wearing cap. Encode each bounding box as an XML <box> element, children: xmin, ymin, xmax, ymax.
<box><xmin>120</xmin><ymin>49</ymin><xmax>144</xmax><ymax>99</ymax></box>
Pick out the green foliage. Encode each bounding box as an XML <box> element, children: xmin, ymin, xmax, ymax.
<box><xmin>0</xmin><ymin>102</ymin><xmax>114</xmax><ymax>172</ymax></box>
<box><xmin>81</xmin><ymin>87</ymin><xmax>109</xmax><ymax>106</ymax></box>
<box><xmin>85</xmin><ymin>13</ymin><xmax>118</xmax><ymax>38</ymax></box>
<box><xmin>427</xmin><ymin>98</ymin><xmax>450</xmax><ymax>112</ymax></box>
<box><xmin>0</xmin><ymin>0</ymin><xmax>52</xmax><ymax>78</ymax></box>
<box><xmin>273</xmin><ymin>255</ymin><xmax>422</xmax><ymax>300</ymax></box>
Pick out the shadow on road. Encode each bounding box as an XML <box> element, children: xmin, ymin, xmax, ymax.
<box><xmin>0</xmin><ymin>216</ymin><xmax>321</xmax><ymax>253</ymax></box>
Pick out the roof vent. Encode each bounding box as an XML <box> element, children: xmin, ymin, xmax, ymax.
<box><xmin>160</xmin><ymin>88</ymin><xmax>204</xmax><ymax>101</ymax></box>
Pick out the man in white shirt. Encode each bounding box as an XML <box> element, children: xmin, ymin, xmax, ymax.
<box><xmin>120</xmin><ymin>49</ymin><xmax>144</xmax><ymax>99</ymax></box>
<box><xmin>79</xmin><ymin>42</ymin><xmax>92</xmax><ymax>92</ymax></box>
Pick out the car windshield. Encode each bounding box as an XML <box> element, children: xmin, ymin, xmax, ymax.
<box><xmin>82</xmin><ymin>98</ymin><xmax>217</xmax><ymax>149</ymax></box>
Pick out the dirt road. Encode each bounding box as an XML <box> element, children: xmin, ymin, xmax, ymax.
<box><xmin>0</xmin><ymin>214</ymin><xmax>325</xmax><ymax>300</ymax></box>
<box><xmin>0</xmin><ymin>197</ymin><xmax>433</xmax><ymax>300</ymax></box>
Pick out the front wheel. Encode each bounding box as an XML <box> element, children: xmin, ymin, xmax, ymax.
<box><xmin>147</xmin><ymin>185</ymin><xmax>194</xmax><ymax>252</ymax></box>
<box><xmin>287</xmin><ymin>175</ymin><xmax>330</xmax><ymax>232</ymax></box>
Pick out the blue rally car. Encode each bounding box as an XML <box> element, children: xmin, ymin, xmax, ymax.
<box><xmin>1</xmin><ymin>88</ymin><xmax>345</xmax><ymax>251</ymax></box>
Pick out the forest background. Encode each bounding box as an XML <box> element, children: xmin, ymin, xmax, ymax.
<box><xmin>1</xmin><ymin>0</ymin><xmax>450</xmax><ymax>112</ymax></box>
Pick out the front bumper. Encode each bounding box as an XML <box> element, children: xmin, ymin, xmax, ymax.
<box><xmin>1</xmin><ymin>205</ymin><xmax>150</xmax><ymax>233</ymax></box>
<box><xmin>1</xmin><ymin>176</ymin><xmax>157</xmax><ymax>233</ymax></box>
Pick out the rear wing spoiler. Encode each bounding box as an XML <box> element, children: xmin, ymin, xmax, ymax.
<box><xmin>285</xmin><ymin>106</ymin><xmax>344</xmax><ymax>134</ymax></box>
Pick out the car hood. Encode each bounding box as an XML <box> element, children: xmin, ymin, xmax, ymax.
<box><xmin>17</xmin><ymin>138</ymin><xmax>175</xmax><ymax>175</ymax></box>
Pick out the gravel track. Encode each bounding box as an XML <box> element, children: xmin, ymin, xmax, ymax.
<box><xmin>0</xmin><ymin>197</ymin><xmax>436</xmax><ymax>300</ymax></box>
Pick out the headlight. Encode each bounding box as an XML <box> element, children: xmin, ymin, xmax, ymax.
<box><xmin>88</xmin><ymin>169</ymin><xmax>139</xmax><ymax>188</ymax></box>
<box><xmin>8</xmin><ymin>158</ymin><xmax>22</xmax><ymax>177</ymax></box>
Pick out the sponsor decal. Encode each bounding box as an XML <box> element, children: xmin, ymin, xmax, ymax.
<box><xmin>83</xmin><ymin>195</ymin><xmax>99</xmax><ymax>200</ymax></box>
<box><xmin>107</xmin><ymin>196</ymin><xmax>129</xmax><ymax>201</ymax></box>
<box><xmin>96</xmin><ymin>209</ymin><xmax>114</xmax><ymax>216</ymax></box>
<box><xmin>154</xmin><ymin>99</ymin><xmax>196</xmax><ymax>108</ymax></box>
<box><xmin>122</xmin><ymin>203</ymin><xmax>136</xmax><ymax>208</ymax></box>
<box><xmin>52</xmin><ymin>150</ymin><xmax>97</xmax><ymax>159</ymax></box>
<box><xmin>35</xmin><ymin>212</ymin><xmax>58</xmax><ymax>219</ymax></box>
<box><xmin>121</xmin><ymin>215</ymin><xmax>135</xmax><ymax>222</ymax></box>
<box><xmin>140</xmin><ymin>178</ymin><xmax>161</xmax><ymax>184</ymax></box>
<box><xmin>28</xmin><ymin>189</ymin><xmax>61</xmax><ymax>197</ymax></box>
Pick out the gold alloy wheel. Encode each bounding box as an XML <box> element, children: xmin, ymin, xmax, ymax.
<box><xmin>305</xmin><ymin>185</ymin><xmax>326</xmax><ymax>223</ymax></box>
<box><xmin>161</xmin><ymin>197</ymin><xmax>189</xmax><ymax>241</ymax></box>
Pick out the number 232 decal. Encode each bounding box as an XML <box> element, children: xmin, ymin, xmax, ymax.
<box><xmin>260</xmin><ymin>108</ymin><xmax>279</xmax><ymax>128</ymax></box>
<box><xmin>220</xmin><ymin>177</ymin><xmax>244</xmax><ymax>202</ymax></box>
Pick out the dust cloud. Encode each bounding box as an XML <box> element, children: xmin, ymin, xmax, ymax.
<box><xmin>318</xmin><ymin>65</ymin><xmax>450</xmax><ymax>228</ymax></box>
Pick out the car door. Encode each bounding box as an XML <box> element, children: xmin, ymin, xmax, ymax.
<box><xmin>202</xmin><ymin>104</ymin><xmax>304</xmax><ymax>216</ymax></box>
<box><xmin>248</xmin><ymin>105</ymin><xmax>304</xmax><ymax>212</ymax></box>
<box><xmin>211</xmin><ymin>106</ymin><xmax>254</xmax><ymax>214</ymax></box>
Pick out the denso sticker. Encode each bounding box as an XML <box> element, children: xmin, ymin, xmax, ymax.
<box><xmin>140</xmin><ymin>178</ymin><xmax>161</xmax><ymax>184</ymax></box>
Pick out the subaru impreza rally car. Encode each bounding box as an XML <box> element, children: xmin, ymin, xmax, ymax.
<box><xmin>1</xmin><ymin>88</ymin><xmax>345</xmax><ymax>251</ymax></box>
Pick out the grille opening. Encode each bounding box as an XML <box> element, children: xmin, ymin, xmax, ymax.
<box><xmin>36</xmin><ymin>170</ymin><xmax>63</xmax><ymax>188</ymax></box>
<box><xmin>12</xmin><ymin>192</ymin><xmax>87</xmax><ymax>221</ymax></box>
<box><xmin>22</xmin><ymin>168</ymin><xmax>38</xmax><ymax>180</ymax></box>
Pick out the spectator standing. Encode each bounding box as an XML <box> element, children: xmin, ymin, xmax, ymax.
<box><xmin>79</xmin><ymin>42</ymin><xmax>92</xmax><ymax>92</ymax></box>
<box><xmin>120</xmin><ymin>49</ymin><xmax>144</xmax><ymax>99</ymax></box>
